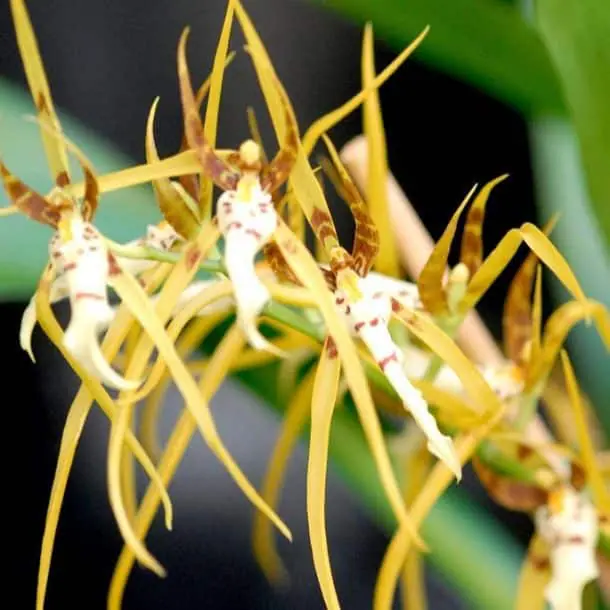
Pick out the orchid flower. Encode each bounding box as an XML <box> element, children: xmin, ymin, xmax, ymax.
<box><xmin>535</xmin><ymin>485</ymin><xmax>600</xmax><ymax>610</ymax></box>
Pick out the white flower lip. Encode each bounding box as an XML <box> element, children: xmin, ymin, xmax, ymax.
<box><xmin>334</xmin><ymin>273</ymin><xmax>462</xmax><ymax>480</ymax></box>
<box><xmin>535</xmin><ymin>486</ymin><xmax>600</xmax><ymax>610</ymax></box>
<box><xmin>53</xmin><ymin>217</ymin><xmax>140</xmax><ymax>390</ymax></box>
<box><xmin>217</xmin><ymin>185</ymin><xmax>285</xmax><ymax>356</ymax></box>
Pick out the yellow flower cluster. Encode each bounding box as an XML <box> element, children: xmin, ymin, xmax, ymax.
<box><xmin>1</xmin><ymin>1</ymin><xmax>609</xmax><ymax>609</ymax></box>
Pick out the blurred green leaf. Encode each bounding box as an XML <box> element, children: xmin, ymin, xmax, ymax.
<box><xmin>0</xmin><ymin>78</ymin><xmax>160</xmax><ymax>301</ymax></box>
<box><xmin>529</xmin><ymin>118</ymin><xmax>610</xmax><ymax>437</ymax></box>
<box><xmin>312</xmin><ymin>0</ymin><xmax>565</xmax><ymax>115</ymax></box>
<box><xmin>535</xmin><ymin>0</ymin><xmax>610</xmax><ymax>251</ymax></box>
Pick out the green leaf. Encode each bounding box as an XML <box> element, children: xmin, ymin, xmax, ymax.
<box><xmin>0</xmin><ymin>78</ymin><xmax>160</xmax><ymax>300</ymax></box>
<box><xmin>534</xmin><ymin>0</ymin><xmax>610</xmax><ymax>252</ymax></box>
<box><xmin>311</xmin><ymin>0</ymin><xmax>565</xmax><ymax>115</ymax></box>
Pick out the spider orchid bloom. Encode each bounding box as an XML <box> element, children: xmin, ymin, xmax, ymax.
<box><xmin>0</xmin><ymin>153</ymin><xmax>142</xmax><ymax>390</ymax></box>
<box><xmin>177</xmin><ymin>27</ymin><xmax>298</xmax><ymax>354</ymax></box>
<box><xmin>318</xmin><ymin>135</ymin><xmax>461</xmax><ymax>478</ymax></box>
<box><xmin>535</xmin><ymin>485</ymin><xmax>600</xmax><ymax>610</ymax></box>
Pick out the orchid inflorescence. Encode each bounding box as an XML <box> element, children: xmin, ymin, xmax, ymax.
<box><xmin>2</xmin><ymin>1</ymin><xmax>609</xmax><ymax>609</ymax></box>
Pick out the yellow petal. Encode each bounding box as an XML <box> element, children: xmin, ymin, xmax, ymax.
<box><xmin>459</xmin><ymin>175</ymin><xmax>508</xmax><ymax>278</ymax></box>
<box><xmin>320</xmin><ymin>134</ymin><xmax>379</xmax><ymax>277</ymax></box>
<box><xmin>118</xmin><ymin>281</ymin><xmax>233</xmax><ymax>405</ymax></box>
<box><xmin>560</xmin><ymin>351</ymin><xmax>610</xmax><ymax>514</ymax></box>
<box><xmin>515</xmin><ymin>534</ymin><xmax>550</xmax><ymax>610</ymax></box>
<box><xmin>235</xmin><ymin>1</ymin><xmax>342</xmax><ymax>257</ymax></box>
<box><xmin>111</xmin><ymin>272</ymin><xmax>291</xmax><ymax>539</ymax></box>
<box><xmin>394</xmin><ymin>308</ymin><xmax>502</xmax><ymax>417</ymax></box>
<box><xmin>107</xmin><ymin>324</ymin><xmax>246</xmax><ymax>610</ymax></box>
<box><xmin>34</xmin><ymin>270</ymin><xmax>173</xmax><ymax>583</ymax></box>
<box><xmin>253</xmin><ymin>366</ymin><xmax>317</xmax><ymax>584</ymax></box>
<box><xmin>199</xmin><ymin>0</ymin><xmax>236</xmax><ymax>212</ymax></box>
<box><xmin>145</xmin><ymin>98</ymin><xmax>200</xmax><ymax>239</ymax></box>
<box><xmin>400</xmin><ymin>440</ymin><xmax>431</xmax><ymax>610</ymax></box>
<box><xmin>10</xmin><ymin>0</ymin><xmax>70</xmax><ymax>185</ymax></box>
<box><xmin>140</xmin><ymin>314</ymin><xmax>224</xmax><ymax>461</ymax></box>
<box><xmin>273</xmin><ymin>220</ymin><xmax>425</xmax><ymax>550</ymax></box>
<box><xmin>530</xmin><ymin>266</ymin><xmax>543</xmax><ymax>366</ymax></box>
<box><xmin>307</xmin><ymin>344</ymin><xmax>342</xmax><ymax>609</ymax></box>
<box><xmin>520</xmin><ymin>223</ymin><xmax>588</xmax><ymax>305</ymax></box>
<box><xmin>361</xmin><ymin>24</ymin><xmax>399</xmax><ymax>277</ymax></box>
<box><xmin>418</xmin><ymin>185</ymin><xmax>476</xmax><ymax>315</ymax></box>
<box><xmin>461</xmin><ymin>228</ymin><xmax>523</xmax><ymax>313</ymax></box>
<box><xmin>374</xmin><ymin>411</ymin><xmax>503</xmax><ymax>610</ymax></box>
<box><xmin>502</xmin><ymin>216</ymin><xmax>558</xmax><ymax>365</ymax></box>
<box><xmin>301</xmin><ymin>27</ymin><xmax>429</xmax><ymax>156</ymax></box>
<box><xmin>529</xmin><ymin>299</ymin><xmax>610</xmax><ymax>389</ymax></box>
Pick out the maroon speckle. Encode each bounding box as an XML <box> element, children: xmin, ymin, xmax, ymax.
<box><xmin>186</xmin><ymin>246</ymin><xmax>201</xmax><ymax>271</ymax></box>
<box><xmin>378</xmin><ymin>352</ymin><xmax>398</xmax><ymax>371</ymax></box>
<box><xmin>335</xmin><ymin>297</ymin><xmax>345</xmax><ymax>305</ymax></box>
<box><xmin>75</xmin><ymin>292</ymin><xmax>104</xmax><ymax>301</ymax></box>
<box><xmin>370</xmin><ymin>317</ymin><xmax>379</xmax><ymax>327</ymax></box>
<box><xmin>245</xmin><ymin>228</ymin><xmax>262</xmax><ymax>240</ymax></box>
<box><xmin>354</xmin><ymin>321</ymin><xmax>365</xmax><ymax>332</ymax></box>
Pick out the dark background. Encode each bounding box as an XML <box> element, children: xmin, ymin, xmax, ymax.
<box><xmin>1</xmin><ymin>0</ymin><xmax>536</xmax><ymax>608</ymax></box>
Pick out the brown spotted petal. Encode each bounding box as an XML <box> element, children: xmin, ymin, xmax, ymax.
<box><xmin>0</xmin><ymin>160</ymin><xmax>62</xmax><ymax>227</ymax></box>
<box><xmin>472</xmin><ymin>456</ymin><xmax>548</xmax><ymax>512</ymax></box>
<box><xmin>418</xmin><ymin>185</ymin><xmax>476</xmax><ymax>316</ymax></box>
<box><xmin>320</xmin><ymin>134</ymin><xmax>379</xmax><ymax>277</ymax></box>
<box><xmin>535</xmin><ymin>486</ymin><xmax>599</xmax><ymax>610</ymax></box>
<box><xmin>334</xmin><ymin>271</ymin><xmax>461</xmax><ymax>479</ymax></box>
<box><xmin>177</xmin><ymin>28</ymin><xmax>240</xmax><ymax>192</ymax></box>
<box><xmin>146</xmin><ymin>98</ymin><xmax>201</xmax><ymax>239</ymax></box>
<box><xmin>459</xmin><ymin>174</ymin><xmax>508</xmax><ymax>278</ymax></box>
<box><xmin>54</xmin><ymin>216</ymin><xmax>139</xmax><ymax>390</ymax></box>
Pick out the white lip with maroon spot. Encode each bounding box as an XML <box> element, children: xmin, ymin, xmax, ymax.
<box><xmin>216</xmin><ymin>186</ymin><xmax>282</xmax><ymax>355</ymax></box>
<box><xmin>333</xmin><ymin>274</ymin><xmax>461</xmax><ymax>479</ymax></box>
<box><xmin>535</xmin><ymin>486</ymin><xmax>599</xmax><ymax>610</ymax></box>
<box><xmin>54</xmin><ymin>216</ymin><xmax>139</xmax><ymax>390</ymax></box>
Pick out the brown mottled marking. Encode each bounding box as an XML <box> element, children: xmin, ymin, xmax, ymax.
<box><xmin>378</xmin><ymin>352</ymin><xmax>398</xmax><ymax>372</ymax></box>
<box><xmin>185</xmin><ymin>245</ymin><xmax>201</xmax><ymax>271</ymax></box>
<box><xmin>570</xmin><ymin>463</ymin><xmax>587</xmax><ymax>491</ymax></box>
<box><xmin>326</xmin><ymin>336</ymin><xmax>338</xmax><ymax>359</ymax></box>
<box><xmin>107</xmin><ymin>253</ymin><xmax>122</xmax><ymax>276</ymax></box>
<box><xmin>309</xmin><ymin>207</ymin><xmax>341</xmax><ymax>256</ymax></box>
<box><xmin>321</xmin><ymin>266</ymin><xmax>336</xmax><ymax>290</ymax></box>
<box><xmin>529</xmin><ymin>554</ymin><xmax>550</xmax><ymax>571</ymax></box>
<box><xmin>503</xmin><ymin>250</ymin><xmax>538</xmax><ymax>366</ymax></box>
<box><xmin>263</xmin><ymin>242</ymin><xmax>301</xmax><ymax>285</ymax></box>
<box><xmin>259</xmin><ymin>69</ymin><xmax>299</xmax><ymax>193</ymax></box>
<box><xmin>319</xmin><ymin>138</ymin><xmax>379</xmax><ymax>277</ymax></box>
<box><xmin>460</xmin><ymin>174</ymin><xmax>508</xmax><ymax>277</ymax></box>
<box><xmin>473</xmin><ymin>456</ymin><xmax>548</xmax><ymax>511</ymax></box>
<box><xmin>517</xmin><ymin>444</ymin><xmax>534</xmax><ymax>461</ymax></box>
<box><xmin>0</xmin><ymin>161</ymin><xmax>61</xmax><ymax>227</ymax></box>
<box><xmin>81</xmin><ymin>166</ymin><xmax>99</xmax><ymax>221</ymax></box>
<box><xmin>75</xmin><ymin>292</ymin><xmax>105</xmax><ymax>301</ymax></box>
<box><xmin>55</xmin><ymin>171</ymin><xmax>70</xmax><ymax>188</ymax></box>
<box><xmin>178</xmin><ymin>30</ymin><xmax>239</xmax><ymax>192</ymax></box>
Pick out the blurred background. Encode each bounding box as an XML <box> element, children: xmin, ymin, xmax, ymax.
<box><xmin>1</xmin><ymin>0</ymin><xmax>607</xmax><ymax>608</ymax></box>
